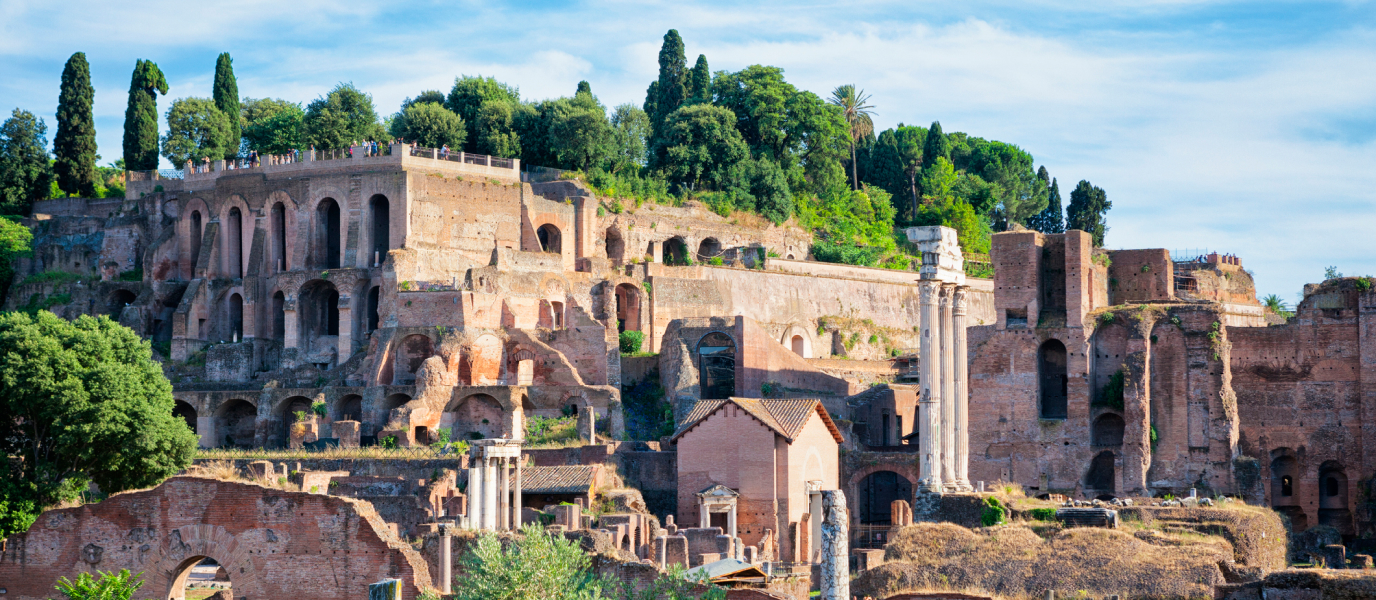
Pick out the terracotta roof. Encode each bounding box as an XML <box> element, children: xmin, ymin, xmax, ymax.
<box><xmin>519</xmin><ymin>466</ymin><xmax>597</xmax><ymax>494</ymax></box>
<box><xmin>670</xmin><ymin>398</ymin><xmax>843</xmax><ymax>444</ymax></box>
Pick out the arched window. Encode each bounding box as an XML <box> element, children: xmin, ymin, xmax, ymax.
<box><xmin>615</xmin><ymin>283</ymin><xmax>640</xmax><ymax>333</ymax></box>
<box><xmin>271</xmin><ymin>202</ymin><xmax>287</xmax><ymax>272</ymax></box>
<box><xmin>173</xmin><ymin>400</ymin><xmax>198</xmax><ymax>434</ymax></box>
<box><xmin>606</xmin><ymin>227</ymin><xmax>625</xmax><ymax>264</ymax></box>
<box><xmin>1092</xmin><ymin>414</ymin><xmax>1124</xmax><ymax>446</ymax></box>
<box><xmin>370</xmin><ymin>194</ymin><xmax>389</xmax><ymax>266</ymax></box>
<box><xmin>229</xmin><ymin>293</ymin><xmax>243</xmax><ymax>341</ymax></box>
<box><xmin>215</xmin><ymin>399</ymin><xmax>257</xmax><ymax>448</ymax></box>
<box><xmin>664</xmin><ymin>237</ymin><xmax>689</xmax><ymax>265</ymax></box>
<box><xmin>337</xmin><ymin>395</ymin><xmax>363</xmax><ymax>422</ymax></box>
<box><xmin>1038</xmin><ymin>339</ymin><xmax>1068</xmax><ymax>419</ymax></box>
<box><xmin>791</xmin><ymin>335</ymin><xmax>805</xmax><ymax>357</ymax></box>
<box><xmin>1085</xmin><ymin>451</ymin><xmax>1115</xmax><ymax>492</ymax></box>
<box><xmin>1270</xmin><ymin>453</ymin><xmax>1300</xmax><ymax>506</ymax></box>
<box><xmin>272</xmin><ymin>291</ymin><xmax>285</xmax><ymax>340</ymax></box>
<box><xmin>537</xmin><ymin>224</ymin><xmax>562</xmax><ymax>254</ymax></box>
<box><xmin>227</xmin><ymin>206</ymin><xmax>243</xmax><ymax>278</ymax></box>
<box><xmin>697</xmin><ymin>332</ymin><xmax>737</xmax><ymax>400</ymax></box>
<box><xmin>697</xmin><ymin>237</ymin><xmax>722</xmax><ymax>263</ymax></box>
<box><xmin>189</xmin><ymin>210</ymin><xmax>203</xmax><ymax>273</ymax></box>
<box><xmin>299</xmin><ymin>280</ymin><xmax>340</xmax><ymax>343</ymax></box>
<box><xmin>107</xmin><ymin>289</ymin><xmax>136</xmax><ymax>316</ymax></box>
<box><xmin>1318</xmin><ymin>460</ymin><xmax>1351</xmax><ymax>534</ymax></box>
<box><xmin>858</xmin><ymin>471</ymin><xmax>914</xmax><ymax>524</ymax></box>
<box><xmin>367</xmin><ymin>286</ymin><xmax>380</xmax><ymax>331</ymax></box>
<box><xmin>316</xmin><ymin>198</ymin><xmax>341</xmax><ymax>269</ymax></box>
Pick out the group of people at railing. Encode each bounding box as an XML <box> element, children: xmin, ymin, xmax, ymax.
<box><xmin>167</xmin><ymin>138</ymin><xmax>514</xmax><ymax>177</ymax></box>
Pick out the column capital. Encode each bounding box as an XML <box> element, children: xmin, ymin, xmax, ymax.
<box><xmin>918</xmin><ymin>280</ymin><xmax>941</xmax><ymax>304</ymax></box>
<box><xmin>953</xmin><ymin>286</ymin><xmax>970</xmax><ymax>316</ymax></box>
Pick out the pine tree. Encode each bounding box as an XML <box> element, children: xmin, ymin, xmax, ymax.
<box><xmin>921</xmin><ymin>120</ymin><xmax>948</xmax><ymax>167</ymax></box>
<box><xmin>1027</xmin><ymin>167</ymin><xmax>1064</xmax><ymax>234</ymax></box>
<box><xmin>122</xmin><ymin>60</ymin><xmax>168</xmax><ymax>171</ymax></box>
<box><xmin>576</xmin><ymin>81</ymin><xmax>591</xmax><ymax>96</ymax></box>
<box><xmin>54</xmin><ymin>52</ymin><xmax>97</xmax><ymax>197</ymax></box>
<box><xmin>1066</xmin><ymin>179</ymin><xmax>1111</xmax><ymax>246</ymax></box>
<box><xmin>648</xmin><ymin>29</ymin><xmax>687</xmax><ymax>157</ymax></box>
<box><xmin>212</xmin><ymin>53</ymin><xmax>241</xmax><ymax>160</ymax></box>
<box><xmin>689</xmin><ymin>54</ymin><xmax>711</xmax><ymax>104</ymax></box>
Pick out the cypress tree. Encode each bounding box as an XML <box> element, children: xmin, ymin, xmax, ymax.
<box><xmin>689</xmin><ymin>54</ymin><xmax>711</xmax><ymax>104</ymax></box>
<box><xmin>54</xmin><ymin>52</ymin><xmax>97</xmax><ymax>197</ymax></box>
<box><xmin>1066</xmin><ymin>179</ymin><xmax>1111</xmax><ymax>246</ymax></box>
<box><xmin>650</xmin><ymin>30</ymin><xmax>687</xmax><ymax>143</ymax></box>
<box><xmin>123</xmin><ymin>60</ymin><xmax>168</xmax><ymax>171</ymax></box>
<box><xmin>921</xmin><ymin>120</ymin><xmax>948</xmax><ymax>166</ymax></box>
<box><xmin>642</xmin><ymin>81</ymin><xmax>659</xmax><ymax>124</ymax></box>
<box><xmin>1027</xmin><ymin>167</ymin><xmax>1065</xmax><ymax>234</ymax></box>
<box><xmin>576</xmin><ymin>80</ymin><xmax>591</xmax><ymax>96</ymax></box>
<box><xmin>213</xmin><ymin>53</ymin><xmax>241</xmax><ymax>159</ymax></box>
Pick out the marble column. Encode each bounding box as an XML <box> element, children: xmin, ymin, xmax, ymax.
<box><xmin>940</xmin><ymin>284</ymin><xmax>957</xmax><ymax>491</ymax></box>
<box><xmin>953</xmin><ymin>287</ymin><xmax>974</xmax><ymax>492</ymax></box>
<box><xmin>468</xmin><ymin>461</ymin><xmax>483</xmax><ymax>530</ymax></box>
<box><xmin>818</xmin><ymin>490</ymin><xmax>850</xmax><ymax>600</ymax></box>
<box><xmin>917</xmin><ymin>280</ymin><xmax>944</xmax><ymax>493</ymax></box>
<box><xmin>499</xmin><ymin>457</ymin><xmax>510</xmax><ymax>531</ymax></box>
<box><xmin>514</xmin><ymin>455</ymin><xmax>523</xmax><ymax>528</ymax></box>
<box><xmin>484</xmin><ymin>457</ymin><xmax>498</xmax><ymax>530</ymax></box>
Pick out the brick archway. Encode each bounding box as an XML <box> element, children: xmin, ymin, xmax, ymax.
<box><xmin>152</xmin><ymin>526</ymin><xmax>260</xmax><ymax>600</ymax></box>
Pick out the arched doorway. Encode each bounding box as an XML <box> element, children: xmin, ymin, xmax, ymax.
<box><xmin>615</xmin><ymin>283</ymin><xmax>641</xmax><ymax>333</ymax></box>
<box><xmin>215</xmin><ymin>399</ymin><xmax>257</xmax><ymax>448</ymax></box>
<box><xmin>1271</xmin><ymin>452</ymin><xmax>1305</xmax><ymax>530</ymax></box>
<box><xmin>169</xmin><ymin>555</ymin><xmax>232</xmax><ymax>600</ymax></box>
<box><xmin>272</xmin><ymin>291</ymin><xmax>285</xmax><ymax>340</ymax></box>
<box><xmin>537</xmin><ymin>224</ymin><xmax>562</xmax><ymax>254</ymax></box>
<box><xmin>858</xmin><ymin>471</ymin><xmax>913</xmax><ymax>524</ymax></box>
<box><xmin>697</xmin><ymin>332</ymin><xmax>736</xmax><ymax>400</ymax></box>
<box><xmin>189</xmin><ymin>210</ymin><xmax>203</xmax><ymax>273</ymax></box>
<box><xmin>443</xmin><ymin>394</ymin><xmax>504</xmax><ymax>440</ymax></box>
<box><xmin>697</xmin><ymin>237</ymin><xmax>721</xmax><ymax>263</ymax></box>
<box><xmin>369</xmin><ymin>194</ymin><xmax>390</xmax><ymax>266</ymax></box>
<box><xmin>277</xmin><ymin>396</ymin><xmax>313</xmax><ymax>448</ymax></box>
<box><xmin>337</xmin><ymin>394</ymin><xmax>363</xmax><ymax>422</ymax></box>
<box><xmin>1085</xmin><ymin>451</ymin><xmax>1115</xmax><ymax>492</ymax></box>
<box><xmin>367</xmin><ymin>286</ymin><xmax>380</xmax><ymax>331</ymax></box>
<box><xmin>1092</xmin><ymin>414</ymin><xmax>1124</xmax><ymax>447</ymax></box>
<box><xmin>1319</xmin><ymin>460</ymin><xmax>1351</xmax><ymax>534</ymax></box>
<box><xmin>1039</xmin><ymin>339</ymin><xmax>1068</xmax><ymax>419</ymax></box>
<box><xmin>229</xmin><ymin>293</ymin><xmax>243</xmax><ymax>341</ymax></box>
<box><xmin>606</xmin><ymin>226</ymin><xmax>625</xmax><ymax>264</ymax></box>
<box><xmin>299</xmin><ymin>280</ymin><xmax>339</xmax><ymax>354</ymax></box>
<box><xmin>227</xmin><ymin>206</ymin><xmax>243</xmax><ymax>278</ymax></box>
<box><xmin>791</xmin><ymin>335</ymin><xmax>805</xmax><ymax>357</ymax></box>
<box><xmin>173</xmin><ymin>400</ymin><xmax>197</xmax><ymax>435</ymax></box>
<box><xmin>316</xmin><ymin>198</ymin><xmax>341</xmax><ymax>269</ymax></box>
<box><xmin>664</xmin><ymin>237</ymin><xmax>689</xmax><ymax>265</ymax></box>
<box><xmin>107</xmin><ymin>289</ymin><xmax>136</xmax><ymax>316</ymax></box>
<box><xmin>271</xmin><ymin>202</ymin><xmax>287</xmax><ymax>272</ymax></box>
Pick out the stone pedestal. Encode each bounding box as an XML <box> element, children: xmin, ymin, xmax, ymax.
<box><xmin>288</xmin><ymin>419</ymin><xmax>319</xmax><ymax>449</ymax></box>
<box><xmin>334</xmin><ymin>420</ymin><xmax>361</xmax><ymax>448</ymax></box>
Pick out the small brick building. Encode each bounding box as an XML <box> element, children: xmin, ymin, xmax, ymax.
<box><xmin>672</xmin><ymin>398</ymin><xmax>843</xmax><ymax>563</ymax></box>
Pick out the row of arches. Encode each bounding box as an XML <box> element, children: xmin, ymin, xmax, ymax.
<box><xmin>1271</xmin><ymin>452</ymin><xmax>1350</xmax><ymax>532</ymax></box>
<box><xmin>179</xmin><ymin>193</ymin><xmax>392</xmax><ymax>281</ymax></box>
<box><xmin>605</xmin><ymin>229</ymin><xmax>753</xmax><ymax>266</ymax></box>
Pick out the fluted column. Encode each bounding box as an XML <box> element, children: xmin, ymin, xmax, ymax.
<box><xmin>484</xmin><ymin>456</ymin><xmax>498</xmax><ymax>530</ymax></box>
<box><xmin>917</xmin><ymin>280</ymin><xmax>943</xmax><ymax>493</ymax></box>
<box><xmin>940</xmin><ymin>284</ymin><xmax>957</xmax><ymax>492</ymax></box>
<box><xmin>467</xmin><ymin>461</ymin><xmax>482</xmax><ymax>529</ymax></box>
<box><xmin>953</xmin><ymin>287</ymin><xmax>973</xmax><ymax>492</ymax></box>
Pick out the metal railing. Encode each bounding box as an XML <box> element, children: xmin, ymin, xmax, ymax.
<box><xmin>409</xmin><ymin>146</ymin><xmax>514</xmax><ymax>169</ymax></box>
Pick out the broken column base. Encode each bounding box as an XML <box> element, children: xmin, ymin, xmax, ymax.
<box><xmin>912</xmin><ymin>491</ymin><xmax>945</xmax><ymax>523</ymax></box>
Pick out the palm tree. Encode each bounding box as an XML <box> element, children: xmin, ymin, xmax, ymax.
<box><xmin>1262</xmin><ymin>294</ymin><xmax>1286</xmax><ymax>313</ymax></box>
<box><xmin>829</xmin><ymin>84</ymin><xmax>875</xmax><ymax>190</ymax></box>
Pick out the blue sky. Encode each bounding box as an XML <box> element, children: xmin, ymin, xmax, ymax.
<box><xmin>2</xmin><ymin>0</ymin><xmax>1373</xmax><ymax>302</ymax></box>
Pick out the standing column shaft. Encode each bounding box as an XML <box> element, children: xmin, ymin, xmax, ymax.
<box><xmin>513</xmin><ymin>454</ymin><xmax>523</xmax><ymax>529</ymax></box>
<box><xmin>917</xmin><ymin>280</ymin><xmax>944</xmax><ymax>493</ymax></box>
<box><xmin>953</xmin><ymin>287</ymin><xmax>973</xmax><ymax>491</ymax></box>
<box><xmin>500</xmin><ymin>457</ymin><xmax>511</xmax><ymax>531</ymax></box>
<box><xmin>940</xmin><ymin>285</ymin><xmax>957</xmax><ymax>491</ymax></box>
<box><xmin>484</xmin><ymin>457</ymin><xmax>498</xmax><ymax>530</ymax></box>
<box><xmin>468</xmin><ymin>462</ymin><xmax>483</xmax><ymax>530</ymax></box>
<box><xmin>439</xmin><ymin>528</ymin><xmax>453</xmax><ymax>594</ymax></box>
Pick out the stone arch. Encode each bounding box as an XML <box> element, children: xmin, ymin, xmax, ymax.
<box><xmin>508</xmin><ymin>347</ymin><xmax>537</xmax><ymax>386</ymax></box>
<box><xmin>443</xmin><ymin>393</ymin><xmax>504</xmax><ymax>440</ymax></box>
<box><xmin>183</xmin><ymin>198</ymin><xmax>209</xmax><ymax>279</ymax></box>
<box><xmin>393</xmin><ymin>334</ymin><xmax>435</xmax><ymax>384</ymax></box>
<box><xmin>336</xmin><ymin>394</ymin><xmax>363</xmax><ymax>422</ymax></box>
<box><xmin>154</xmin><ymin>529</ymin><xmax>257</xmax><ymax>600</ymax></box>
<box><xmin>1085</xmin><ymin>450</ymin><xmax>1115</xmax><ymax>493</ymax></box>
<box><xmin>615</xmin><ymin>283</ymin><xmax>643</xmax><ymax>333</ymax></box>
<box><xmin>1270</xmin><ymin>449</ymin><xmax>1300</xmax><ymax>506</ymax></box>
<box><xmin>221</xmin><ymin>196</ymin><xmax>250</xmax><ymax>278</ymax></box>
<box><xmin>697</xmin><ymin>331</ymin><xmax>737</xmax><ymax>400</ymax></box>
<box><xmin>107</xmin><ymin>288</ymin><xmax>137</xmax><ymax>316</ymax></box>
<box><xmin>856</xmin><ymin>470</ymin><xmax>913</xmax><ymax>525</ymax></box>
<box><xmin>1092</xmin><ymin>413</ymin><xmax>1124</xmax><ymax>446</ymax></box>
<box><xmin>780</xmin><ymin>324</ymin><xmax>813</xmax><ymax>358</ymax></box>
<box><xmin>368</xmin><ymin>194</ymin><xmax>390</xmax><ymax>267</ymax></box>
<box><xmin>1038</xmin><ymin>339</ymin><xmax>1068</xmax><ymax>419</ymax></box>
<box><xmin>664</xmin><ymin>236</ymin><xmax>689</xmax><ymax>265</ymax></box>
<box><xmin>228</xmin><ymin>292</ymin><xmax>244</xmax><ymax>341</ymax></box>
<box><xmin>606</xmin><ymin>226</ymin><xmax>625</xmax><ymax>263</ymax></box>
<box><xmin>462</xmin><ymin>334</ymin><xmax>502</xmax><ymax>385</ymax></box>
<box><xmin>298</xmin><ymin>280</ymin><xmax>339</xmax><ymax>361</ymax></box>
<box><xmin>697</xmin><ymin>237</ymin><xmax>722</xmax><ymax>263</ymax></box>
<box><xmin>537</xmin><ymin>223</ymin><xmax>562</xmax><ymax>254</ymax></box>
<box><xmin>173</xmin><ymin>400</ymin><xmax>197</xmax><ymax>435</ymax></box>
<box><xmin>315</xmin><ymin>197</ymin><xmax>342</xmax><ymax>269</ymax></box>
<box><xmin>1319</xmin><ymin>460</ymin><xmax>1351</xmax><ymax>534</ymax></box>
<box><xmin>270</xmin><ymin>200</ymin><xmax>289</xmax><ymax>272</ymax></box>
<box><xmin>214</xmin><ymin>398</ymin><xmax>257</xmax><ymax>448</ymax></box>
<box><xmin>276</xmin><ymin>395</ymin><xmax>314</xmax><ymax>448</ymax></box>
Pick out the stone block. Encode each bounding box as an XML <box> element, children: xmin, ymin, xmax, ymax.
<box><xmin>696</xmin><ymin>552</ymin><xmax>721</xmax><ymax>566</ymax></box>
<box><xmin>580</xmin><ymin>514</ymin><xmax>593</xmax><ymax>530</ymax></box>
<box><xmin>548</xmin><ymin>504</ymin><xmax>580</xmax><ymax>531</ymax></box>
<box><xmin>368</xmin><ymin>579</ymin><xmax>401</xmax><ymax>600</ymax></box>
<box><xmin>664</xmin><ymin>535</ymin><xmax>688</xmax><ymax>568</ymax></box>
<box><xmin>891</xmin><ymin>499</ymin><xmax>912</xmax><ymax>527</ymax></box>
<box><xmin>743</xmin><ymin>545</ymin><xmax>758</xmax><ymax>564</ymax></box>
<box><xmin>1351</xmin><ymin>554</ymin><xmax>1373</xmax><ymax>569</ymax></box>
<box><xmin>334</xmin><ymin>420</ymin><xmax>361</xmax><ymax>448</ymax></box>
<box><xmin>1321</xmin><ymin>544</ymin><xmax>1347</xmax><ymax>569</ymax></box>
<box><xmin>854</xmin><ymin>548</ymin><xmax>885</xmax><ymax>572</ymax></box>
<box><xmin>289</xmin><ymin>419</ymin><xmax>319</xmax><ymax>449</ymax></box>
<box><xmin>378</xmin><ymin>428</ymin><xmax>414</xmax><ymax>448</ymax></box>
<box><xmin>1055</xmin><ymin>507</ymin><xmax>1119</xmax><ymax>529</ymax></box>
<box><xmin>247</xmin><ymin>460</ymin><xmax>274</xmax><ymax>480</ymax></box>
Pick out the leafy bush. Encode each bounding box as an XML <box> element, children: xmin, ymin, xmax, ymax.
<box><xmin>708</xmin><ymin>256</ymin><xmax>723</xmax><ymax>266</ymax></box>
<box><xmin>380</xmin><ymin>435</ymin><xmax>398</xmax><ymax>449</ymax></box>
<box><xmin>619</xmin><ymin>330</ymin><xmax>645</xmax><ymax>354</ymax></box>
<box><xmin>453</xmin><ymin>524</ymin><xmax>604</xmax><ymax>600</ymax></box>
<box><xmin>311</xmin><ymin>400</ymin><xmax>327</xmax><ymax>417</ymax></box>
<box><xmin>980</xmin><ymin>496</ymin><xmax>1007</xmax><ymax>527</ymax></box>
<box><xmin>1027</xmin><ymin>507</ymin><xmax>1057</xmax><ymax>522</ymax></box>
<box><xmin>53</xmin><ymin>569</ymin><xmax>145</xmax><ymax>600</ymax></box>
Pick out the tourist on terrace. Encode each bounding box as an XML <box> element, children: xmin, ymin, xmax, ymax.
<box><xmin>441</xmin><ymin>144</ymin><xmax>449</xmax><ymax>159</ymax></box>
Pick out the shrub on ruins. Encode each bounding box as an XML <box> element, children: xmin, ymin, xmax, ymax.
<box><xmin>453</xmin><ymin>523</ymin><xmax>604</xmax><ymax>600</ymax></box>
<box><xmin>0</xmin><ymin>311</ymin><xmax>198</xmax><ymax>539</ymax></box>
<box><xmin>303</xmin><ymin>83</ymin><xmax>386</xmax><ymax>150</ymax></box>
<box><xmin>0</xmin><ymin>215</ymin><xmax>33</xmax><ymax>302</ymax></box>
<box><xmin>52</xmin><ymin>568</ymin><xmax>145</xmax><ymax>600</ymax></box>
<box><xmin>161</xmin><ymin>97</ymin><xmax>234</xmax><ymax>167</ymax></box>
<box><xmin>0</xmin><ymin>109</ymin><xmax>52</xmax><ymax>215</ymax></box>
<box><xmin>619</xmin><ymin>330</ymin><xmax>645</xmax><ymax>355</ymax></box>
<box><xmin>796</xmin><ymin>184</ymin><xmax>899</xmax><ymax>268</ymax></box>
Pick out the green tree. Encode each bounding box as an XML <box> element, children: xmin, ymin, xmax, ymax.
<box><xmin>0</xmin><ymin>311</ymin><xmax>197</xmax><ymax>539</ymax></box>
<box><xmin>799</xmin><ymin>184</ymin><xmax>900</xmax><ymax>267</ymax></box>
<box><xmin>453</xmin><ymin>524</ymin><xmax>604</xmax><ymax>600</ymax></box>
<box><xmin>828</xmin><ymin>84</ymin><xmax>875</xmax><ymax>191</ymax></box>
<box><xmin>212</xmin><ymin>53</ymin><xmax>241</xmax><ymax>160</ymax></box>
<box><xmin>0</xmin><ymin>109</ymin><xmax>53</xmax><ymax>215</ymax></box>
<box><xmin>688</xmin><ymin>54</ymin><xmax>711</xmax><ymax>104</ymax></box>
<box><xmin>657</xmin><ymin>104</ymin><xmax>749</xmax><ymax>191</ymax></box>
<box><xmin>395</xmin><ymin>101</ymin><xmax>466</xmax><ymax>149</ymax></box>
<box><xmin>1066</xmin><ymin>179</ymin><xmax>1111</xmax><ymax>246</ymax></box>
<box><xmin>648</xmin><ymin>29</ymin><xmax>688</xmax><ymax>155</ymax></box>
<box><xmin>920</xmin><ymin>120</ymin><xmax>949</xmax><ymax>178</ymax></box>
<box><xmin>726</xmin><ymin>157</ymin><xmax>792</xmax><ymax>224</ymax></box>
<box><xmin>576</xmin><ymin>80</ymin><xmax>591</xmax><ymax>96</ymax></box>
<box><xmin>303</xmin><ymin>83</ymin><xmax>385</xmax><ymax>150</ymax></box>
<box><xmin>446</xmin><ymin>76</ymin><xmax>520</xmax><ymax>153</ymax></box>
<box><xmin>918</xmin><ymin>156</ymin><xmax>957</xmax><ymax>199</ymax></box>
<box><xmin>962</xmin><ymin>138</ymin><xmax>1047</xmax><ymax>228</ymax></box>
<box><xmin>0</xmin><ymin>215</ymin><xmax>33</xmax><ymax>302</ymax></box>
<box><xmin>54</xmin><ymin>52</ymin><xmax>97</xmax><ymax>197</ymax></box>
<box><xmin>122</xmin><ymin>60</ymin><xmax>168</xmax><ymax>171</ymax></box>
<box><xmin>1027</xmin><ymin>167</ymin><xmax>1064</xmax><ymax>234</ymax></box>
<box><xmin>476</xmin><ymin>100</ymin><xmax>523</xmax><ymax>158</ymax></box>
<box><xmin>160</xmin><ymin>98</ymin><xmax>233</xmax><ymax>167</ymax></box>
<box><xmin>608</xmin><ymin>104</ymin><xmax>650</xmax><ymax>175</ymax></box>
<box><xmin>913</xmin><ymin>195</ymin><xmax>993</xmax><ymax>256</ymax></box>
<box><xmin>242</xmin><ymin>102</ymin><xmax>304</xmax><ymax>155</ymax></box>
<box><xmin>551</xmin><ymin>106</ymin><xmax>612</xmax><ymax>171</ymax></box>
<box><xmin>864</xmin><ymin>125</ymin><xmax>925</xmax><ymax>223</ymax></box>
